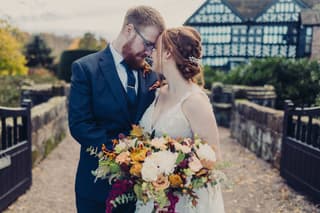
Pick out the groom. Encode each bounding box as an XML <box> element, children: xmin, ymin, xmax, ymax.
<box><xmin>68</xmin><ymin>6</ymin><xmax>165</xmax><ymax>213</ymax></box>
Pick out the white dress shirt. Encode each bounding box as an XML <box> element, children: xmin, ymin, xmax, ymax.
<box><xmin>109</xmin><ymin>43</ymin><xmax>139</xmax><ymax>93</ymax></box>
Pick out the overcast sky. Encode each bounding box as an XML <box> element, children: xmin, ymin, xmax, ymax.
<box><xmin>0</xmin><ymin>0</ymin><xmax>205</xmax><ymax>39</ymax></box>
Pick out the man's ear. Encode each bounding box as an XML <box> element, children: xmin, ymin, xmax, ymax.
<box><xmin>124</xmin><ymin>24</ymin><xmax>134</xmax><ymax>37</ymax></box>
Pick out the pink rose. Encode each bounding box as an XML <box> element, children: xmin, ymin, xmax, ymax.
<box><xmin>115</xmin><ymin>151</ymin><xmax>130</xmax><ymax>164</ymax></box>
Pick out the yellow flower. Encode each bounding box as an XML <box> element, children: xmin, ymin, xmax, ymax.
<box><xmin>130</xmin><ymin>147</ymin><xmax>148</xmax><ymax>162</ymax></box>
<box><xmin>169</xmin><ymin>174</ymin><xmax>183</xmax><ymax>188</ymax></box>
<box><xmin>130</xmin><ymin>125</ymin><xmax>144</xmax><ymax>138</ymax></box>
<box><xmin>101</xmin><ymin>144</ymin><xmax>116</xmax><ymax>160</ymax></box>
<box><xmin>130</xmin><ymin>162</ymin><xmax>142</xmax><ymax>177</ymax></box>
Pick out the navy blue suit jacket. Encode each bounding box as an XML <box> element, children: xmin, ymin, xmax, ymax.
<box><xmin>68</xmin><ymin>46</ymin><xmax>157</xmax><ymax>202</ymax></box>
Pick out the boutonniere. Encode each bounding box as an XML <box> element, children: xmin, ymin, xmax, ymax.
<box><xmin>149</xmin><ymin>80</ymin><xmax>161</xmax><ymax>91</ymax></box>
<box><xmin>142</xmin><ymin>60</ymin><xmax>152</xmax><ymax>78</ymax></box>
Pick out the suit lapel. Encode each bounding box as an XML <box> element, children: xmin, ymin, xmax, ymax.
<box><xmin>98</xmin><ymin>46</ymin><xmax>131</xmax><ymax>123</ymax></box>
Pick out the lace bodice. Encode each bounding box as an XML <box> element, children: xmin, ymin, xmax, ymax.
<box><xmin>139</xmin><ymin>84</ymin><xmax>206</xmax><ymax>138</ymax></box>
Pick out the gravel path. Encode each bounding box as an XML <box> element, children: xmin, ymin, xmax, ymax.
<box><xmin>4</xmin><ymin>128</ymin><xmax>320</xmax><ymax>213</ymax></box>
<box><xmin>4</xmin><ymin>133</ymin><xmax>79</xmax><ymax>213</ymax></box>
<box><xmin>219</xmin><ymin>128</ymin><xmax>320</xmax><ymax>213</ymax></box>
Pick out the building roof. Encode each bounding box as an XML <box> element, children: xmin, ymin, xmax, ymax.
<box><xmin>302</xmin><ymin>0</ymin><xmax>320</xmax><ymax>7</ymax></box>
<box><xmin>227</xmin><ymin>0</ymin><xmax>320</xmax><ymax>19</ymax></box>
<box><xmin>227</xmin><ymin>0</ymin><xmax>274</xmax><ymax>19</ymax></box>
<box><xmin>186</xmin><ymin>0</ymin><xmax>320</xmax><ymax>23</ymax></box>
<box><xmin>301</xmin><ymin>9</ymin><xmax>320</xmax><ymax>25</ymax></box>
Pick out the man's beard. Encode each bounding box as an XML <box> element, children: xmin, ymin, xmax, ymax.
<box><xmin>122</xmin><ymin>39</ymin><xmax>146</xmax><ymax>70</ymax></box>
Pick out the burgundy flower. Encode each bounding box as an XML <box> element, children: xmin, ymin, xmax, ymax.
<box><xmin>105</xmin><ymin>179</ymin><xmax>134</xmax><ymax>213</ymax></box>
<box><xmin>178</xmin><ymin>159</ymin><xmax>189</xmax><ymax>168</ymax></box>
<box><xmin>120</xmin><ymin>163</ymin><xmax>130</xmax><ymax>173</ymax></box>
<box><xmin>167</xmin><ymin>191</ymin><xmax>179</xmax><ymax>213</ymax></box>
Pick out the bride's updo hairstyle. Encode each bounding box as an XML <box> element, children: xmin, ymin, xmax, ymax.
<box><xmin>161</xmin><ymin>26</ymin><xmax>202</xmax><ymax>81</ymax></box>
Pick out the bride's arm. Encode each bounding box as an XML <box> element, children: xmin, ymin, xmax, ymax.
<box><xmin>181</xmin><ymin>93</ymin><xmax>222</xmax><ymax>161</ymax></box>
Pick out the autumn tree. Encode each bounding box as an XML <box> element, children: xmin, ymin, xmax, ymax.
<box><xmin>0</xmin><ymin>21</ymin><xmax>28</xmax><ymax>75</ymax></box>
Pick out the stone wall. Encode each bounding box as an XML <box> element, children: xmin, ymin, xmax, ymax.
<box><xmin>211</xmin><ymin>83</ymin><xmax>276</xmax><ymax>127</ymax></box>
<box><xmin>311</xmin><ymin>26</ymin><xmax>320</xmax><ymax>62</ymax></box>
<box><xmin>31</xmin><ymin>96</ymin><xmax>68</xmax><ymax>166</ymax></box>
<box><xmin>230</xmin><ymin>100</ymin><xmax>284</xmax><ymax>168</ymax></box>
<box><xmin>21</xmin><ymin>82</ymin><xmax>70</xmax><ymax>106</ymax></box>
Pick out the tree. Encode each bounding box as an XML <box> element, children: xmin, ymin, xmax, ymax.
<box><xmin>97</xmin><ymin>37</ymin><xmax>107</xmax><ymax>50</ymax></box>
<box><xmin>79</xmin><ymin>32</ymin><xmax>98</xmax><ymax>50</ymax></box>
<box><xmin>0</xmin><ymin>28</ymin><xmax>28</xmax><ymax>75</ymax></box>
<box><xmin>24</xmin><ymin>35</ymin><xmax>54</xmax><ymax>68</ymax></box>
<box><xmin>0</xmin><ymin>19</ymin><xmax>30</xmax><ymax>46</ymax></box>
<box><xmin>78</xmin><ymin>32</ymin><xmax>107</xmax><ymax>50</ymax></box>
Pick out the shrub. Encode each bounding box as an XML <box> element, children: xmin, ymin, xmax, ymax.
<box><xmin>0</xmin><ymin>69</ymin><xmax>59</xmax><ymax>107</ymax></box>
<box><xmin>58</xmin><ymin>50</ymin><xmax>96</xmax><ymax>82</ymax></box>
<box><xmin>203</xmin><ymin>65</ymin><xmax>226</xmax><ymax>90</ymax></box>
<box><xmin>204</xmin><ymin>57</ymin><xmax>320</xmax><ymax>109</ymax></box>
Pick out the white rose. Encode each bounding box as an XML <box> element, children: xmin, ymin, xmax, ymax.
<box><xmin>155</xmin><ymin>151</ymin><xmax>178</xmax><ymax>175</ymax></box>
<box><xmin>141</xmin><ymin>158</ymin><xmax>160</xmax><ymax>181</ymax></box>
<box><xmin>196</xmin><ymin>143</ymin><xmax>216</xmax><ymax>162</ymax></box>
<box><xmin>141</xmin><ymin>151</ymin><xmax>178</xmax><ymax>181</ymax></box>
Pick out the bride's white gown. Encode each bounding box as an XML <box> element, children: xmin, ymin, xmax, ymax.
<box><xmin>136</xmin><ymin>84</ymin><xmax>225</xmax><ymax>213</ymax></box>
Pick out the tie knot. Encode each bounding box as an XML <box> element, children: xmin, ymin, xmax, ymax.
<box><xmin>120</xmin><ymin>60</ymin><xmax>130</xmax><ymax>71</ymax></box>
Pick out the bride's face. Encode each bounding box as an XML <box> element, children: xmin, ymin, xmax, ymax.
<box><xmin>151</xmin><ymin>36</ymin><xmax>168</xmax><ymax>74</ymax></box>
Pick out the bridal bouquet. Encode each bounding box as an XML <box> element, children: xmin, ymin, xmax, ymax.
<box><xmin>87</xmin><ymin>125</ymin><xmax>226</xmax><ymax>213</ymax></box>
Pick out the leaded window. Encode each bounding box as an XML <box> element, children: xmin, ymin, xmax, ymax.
<box><xmin>256</xmin><ymin>0</ymin><xmax>302</xmax><ymax>22</ymax></box>
<box><xmin>305</xmin><ymin>27</ymin><xmax>313</xmax><ymax>54</ymax></box>
<box><xmin>185</xmin><ymin>0</ymin><xmax>311</xmax><ymax>69</ymax></box>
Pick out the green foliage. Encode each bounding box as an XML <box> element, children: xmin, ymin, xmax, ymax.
<box><xmin>0</xmin><ymin>76</ymin><xmax>24</xmax><ymax>107</ymax></box>
<box><xmin>0</xmin><ymin>19</ymin><xmax>30</xmax><ymax>46</ymax></box>
<box><xmin>58</xmin><ymin>50</ymin><xmax>96</xmax><ymax>82</ymax></box>
<box><xmin>203</xmin><ymin>65</ymin><xmax>226</xmax><ymax>89</ymax></box>
<box><xmin>24</xmin><ymin>35</ymin><xmax>54</xmax><ymax>68</ymax></box>
<box><xmin>78</xmin><ymin>32</ymin><xmax>107</xmax><ymax>51</ymax></box>
<box><xmin>0</xmin><ymin>71</ymin><xmax>59</xmax><ymax>107</ymax></box>
<box><xmin>28</xmin><ymin>68</ymin><xmax>60</xmax><ymax>84</ymax></box>
<box><xmin>0</xmin><ymin>27</ymin><xmax>28</xmax><ymax>75</ymax></box>
<box><xmin>208</xmin><ymin>57</ymin><xmax>320</xmax><ymax>109</ymax></box>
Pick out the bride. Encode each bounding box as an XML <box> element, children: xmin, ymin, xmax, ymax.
<box><xmin>137</xmin><ymin>26</ymin><xmax>225</xmax><ymax>213</ymax></box>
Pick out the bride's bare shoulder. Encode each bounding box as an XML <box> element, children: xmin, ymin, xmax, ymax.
<box><xmin>181</xmin><ymin>89</ymin><xmax>212</xmax><ymax>115</ymax></box>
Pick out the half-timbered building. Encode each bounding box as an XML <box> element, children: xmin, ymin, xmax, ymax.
<box><xmin>185</xmin><ymin>0</ymin><xmax>320</xmax><ymax>69</ymax></box>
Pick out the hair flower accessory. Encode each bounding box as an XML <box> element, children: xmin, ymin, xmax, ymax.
<box><xmin>188</xmin><ymin>56</ymin><xmax>201</xmax><ymax>64</ymax></box>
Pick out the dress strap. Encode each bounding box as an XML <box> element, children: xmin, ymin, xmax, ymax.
<box><xmin>178</xmin><ymin>85</ymin><xmax>207</xmax><ymax>105</ymax></box>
